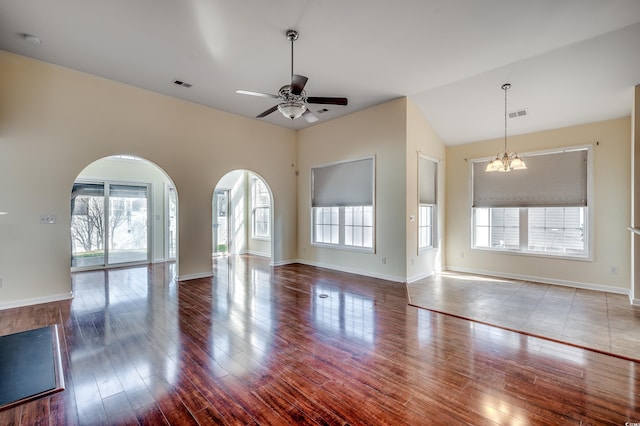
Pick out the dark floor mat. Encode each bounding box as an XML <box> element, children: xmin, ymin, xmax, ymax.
<box><xmin>0</xmin><ymin>325</ymin><xmax>64</xmax><ymax>410</ymax></box>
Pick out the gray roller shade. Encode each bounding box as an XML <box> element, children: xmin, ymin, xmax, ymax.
<box><xmin>419</xmin><ymin>157</ymin><xmax>437</xmax><ymax>204</ymax></box>
<box><xmin>473</xmin><ymin>149</ymin><xmax>588</xmax><ymax>208</ymax></box>
<box><xmin>312</xmin><ymin>157</ymin><xmax>374</xmax><ymax>207</ymax></box>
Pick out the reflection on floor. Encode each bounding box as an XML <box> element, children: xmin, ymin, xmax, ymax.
<box><xmin>0</xmin><ymin>256</ymin><xmax>639</xmax><ymax>424</ymax></box>
<box><xmin>407</xmin><ymin>272</ymin><xmax>640</xmax><ymax>361</ymax></box>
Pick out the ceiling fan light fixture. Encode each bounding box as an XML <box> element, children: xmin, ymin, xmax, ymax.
<box><xmin>278</xmin><ymin>101</ymin><xmax>306</xmax><ymax>120</ymax></box>
<box><xmin>236</xmin><ymin>28</ymin><xmax>347</xmax><ymax>123</ymax></box>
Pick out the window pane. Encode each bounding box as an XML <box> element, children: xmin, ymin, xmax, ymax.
<box><xmin>344</xmin><ymin>205</ymin><xmax>373</xmax><ymax>248</ymax></box>
<box><xmin>474</xmin><ymin>206</ymin><xmax>587</xmax><ymax>257</ymax></box>
<box><xmin>474</xmin><ymin>208</ymin><xmax>519</xmax><ymax>249</ymax></box>
<box><xmin>363</xmin><ymin>206</ymin><xmax>373</xmax><ymax>226</ymax></box>
<box><xmin>313</xmin><ymin>205</ymin><xmax>372</xmax><ymax>249</ymax></box>
<box><xmin>345</xmin><ymin>208</ymin><xmax>353</xmax><ymax>226</ymax></box>
<box><xmin>476</xmin><ymin>208</ymin><xmax>490</xmax><ymax>227</ymax></box>
<box><xmin>108</xmin><ymin>184</ymin><xmax>148</xmax><ymax>264</ymax></box>
<box><xmin>528</xmin><ymin>207</ymin><xmax>585</xmax><ymax>255</ymax></box>
<box><xmin>253</xmin><ymin>206</ymin><xmax>270</xmax><ymax>239</ymax></box>
<box><xmin>331</xmin><ymin>225</ymin><xmax>339</xmax><ymax>244</ymax></box>
<box><xmin>419</xmin><ymin>205</ymin><xmax>434</xmax><ymax>250</ymax></box>
<box><xmin>314</xmin><ymin>207</ymin><xmax>340</xmax><ymax>245</ymax></box>
<box><xmin>363</xmin><ymin>227</ymin><xmax>373</xmax><ymax>247</ymax></box>
<box><xmin>71</xmin><ymin>183</ymin><xmax>106</xmax><ymax>267</ymax></box>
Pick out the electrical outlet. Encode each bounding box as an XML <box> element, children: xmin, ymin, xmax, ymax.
<box><xmin>610</xmin><ymin>266</ymin><xmax>618</xmax><ymax>275</ymax></box>
<box><xmin>40</xmin><ymin>214</ymin><xmax>56</xmax><ymax>224</ymax></box>
<box><xmin>0</xmin><ymin>277</ymin><xmax>3</xmax><ymax>288</ymax></box>
<box><xmin>382</xmin><ymin>256</ymin><xmax>387</xmax><ymax>265</ymax></box>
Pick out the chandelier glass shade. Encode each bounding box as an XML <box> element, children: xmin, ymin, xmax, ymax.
<box><xmin>485</xmin><ymin>83</ymin><xmax>526</xmax><ymax>173</ymax></box>
<box><xmin>278</xmin><ymin>101</ymin><xmax>306</xmax><ymax>120</ymax></box>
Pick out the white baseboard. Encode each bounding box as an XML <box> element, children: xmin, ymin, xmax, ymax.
<box><xmin>407</xmin><ymin>270</ymin><xmax>435</xmax><ymax>283</ymax></box>
<box><xmin>295</xmin><ymin>259</ymin><xmax>405</xmax><ymax>283</ymax></box>
<box><xmin>176</xmin><ymin>271</ymin><xmax>213</xmax><ymax>282</ymax></box>
<box><xmin>631</xmin><ymin>297</ymin><xmax>640</xmax><ymax>306</ymax></box>
<box><xmin>271</xmin><ymin>258</ymin><xmax>298</xmax><ymax>267</ymax></box>
<box><xmin>446</xmin><ymin>265</ymin><xmax>629</xmax><ymax>295</ymax></box>
<box><xmin>0</xmin><ymin>292</ymin><xmax>73</xmax><ymax>311</ymax></box>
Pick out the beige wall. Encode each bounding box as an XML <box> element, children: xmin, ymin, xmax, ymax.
<box><xmin>446</xmin><ymin>117</ymin><xmax>631</xmax><ymax>293</ymax></box>
<box><xmin>405</xmin><ymin>100</ymin><xmax>446</xmax><ymax>281</ymax></box>
<box><xmin>297</xmin><ymin>99</ymin><xmax>408</xmax><ymax>281</ymax></box>
<box><xmin>0</xmin><ymin>52</ymin><xmax>297</xmax><ymax>308</ymax></box>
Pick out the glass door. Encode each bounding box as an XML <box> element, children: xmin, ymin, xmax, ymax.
<box><xmin>71</xmin><ymin>181</ymin><xmax>150</xmax><ymax>269</ymax></box>
<box><xmin>71</xmin><ymin>182</ymin><xmax>106</xmax><ymax>268</ymax></box>
<box><xmin>213</xmin><ymin>190</ymin><xmax>229</xmax><ymax>256</ymax></box>
<box><xmin>107</xmin><ymin>184</ymin><xmax>149</xmax><ymax>265</ymax></box>
<box><xmin>167</xmin><ymin>186</ymin><xmax>177</xmax><ymax>260</ymax></box>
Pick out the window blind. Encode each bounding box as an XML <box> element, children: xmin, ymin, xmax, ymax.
<box><xmin>473</xmin><ymin>149</ymin><xmax>588</xmax><ymax>208</ymax></box>
<box><xmin>109</xmin><ymin>184</ymin><xmax>148</xmax><ymax>198</ymax></box>
<box><xmin>419</xmin><ymin>157</ymin><xmax>437</xmax><ymax>204</ymax></box>
<box><xmin>311</xmin><ymin>157</ymin><xmax>374</xmax><ymax>207</ymax></box>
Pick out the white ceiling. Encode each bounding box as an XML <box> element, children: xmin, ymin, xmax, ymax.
<box><xmin>1</xmin><ymin>0</ymin><xmax>639</xmax><ymax>145</ymax></box>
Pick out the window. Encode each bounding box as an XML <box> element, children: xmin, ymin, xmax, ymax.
<box><xmin>418</xmin><ymin>156</ymin><xmax>438</xmax><ymax>252</ymax></box>
<box><xmin>314</xmin><ymin>207</ymin><xmax>339</xmax><ymax>244</ymax></box>
<box><xmin>251</xmin><ymin>177</ymin><xmax>270</xmax><ymax>240</ymax></box>
<box><xmin>344</xmin><ymin>206</ymin><xmax>374</xmax><ymax>248</ymax></box>
<box><xmin>474</xmin><ymin>208</ymin><xmax>520</xmax><ymax>249</ymax></box>
<box><xmin>472</xmin><ymin>147</ymin><xmax>590</xmax><ymax>259</ymax></box>
<box><xmin>528</xmin><ymin>207</ymin><xmax>586</xmax><ymax>255</ymax></box>
<box><xmin>418</xmin><ymin>205</ymin><xmax>434</xmax><ymax>249</ymax></box>
<box><xmin>311</xmin><ymin>157</ymin><xmax>375</xmax><ymax>251</ymax></box>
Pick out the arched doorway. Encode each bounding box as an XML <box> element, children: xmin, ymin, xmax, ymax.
<box><xmin>70</xmin><ymin>155</ymin><xmax>177</xmax><ymax>270</ymax></box>
<box><xmin>213</xmin><ymin>170</ymin><xmax>273</xmax><ymax>259</ymax></box>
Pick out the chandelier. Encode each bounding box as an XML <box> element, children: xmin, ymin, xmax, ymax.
<box><xmin>485</xmin><ymin>83</ymin><xmax>527</xmax><ymax>172</ymax></box>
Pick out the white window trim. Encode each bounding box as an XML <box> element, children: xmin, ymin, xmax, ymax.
<box><xmin>469</xmin><ymin>144</ymin><xmax>593</xmax><ymax>261</ymax></box>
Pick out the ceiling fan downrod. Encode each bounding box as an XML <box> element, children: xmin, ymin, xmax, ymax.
<box><xmin>286</xmin><ymin>29</ymin><xmax>299</xmax><ymax>80</ymax></box>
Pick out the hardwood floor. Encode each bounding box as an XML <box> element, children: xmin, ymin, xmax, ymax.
<box><xmin>1</xmin><ymin>255</ymin><xmax>639</xmax><ymax>425</ymax></box>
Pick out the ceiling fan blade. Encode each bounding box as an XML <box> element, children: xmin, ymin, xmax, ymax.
<box><xmin>256</xmin><ymin>105</ymin><xmax>279</xmax><ymax>118</ymax></box>
<box><xmin>290</xmin><ymin>74</ymin><xmax>308</xmax><ymax>95</ymax></box>
<box><xmin>236</xmin><ymin>89</ymin><xmax>279</xmax><ymax>99</ymax></box>
<box><xmin>306</xmin><ymin>96</ymin><xmax>348</xmax><ymax>106</ymax></box>
<box><xmin>302</xmin><ymin>109</ymin><xmax>318</xmax><ymax>123</ymax></box>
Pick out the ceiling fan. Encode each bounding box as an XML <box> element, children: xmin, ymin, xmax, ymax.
<box><xmin>236</xmin><ymin>29</ymin><xmax>348</xmax><ymax>123</ymax></box>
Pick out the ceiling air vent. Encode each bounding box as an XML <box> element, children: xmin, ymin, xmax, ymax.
<box><xmin>173</xmin><ymin>80</ymin><xmax>192</xmax><ymax>88</ymax></box>
<box><xmin>508</xmin><ymin>109</ymin><xmax>527</xmax><ymax>119</ymax></box>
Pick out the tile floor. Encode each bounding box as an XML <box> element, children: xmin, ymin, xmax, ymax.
<box><xmin>407</xmin><ymin>272</ymin><xmax>640</xmax><ymax>361</ymax></box>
